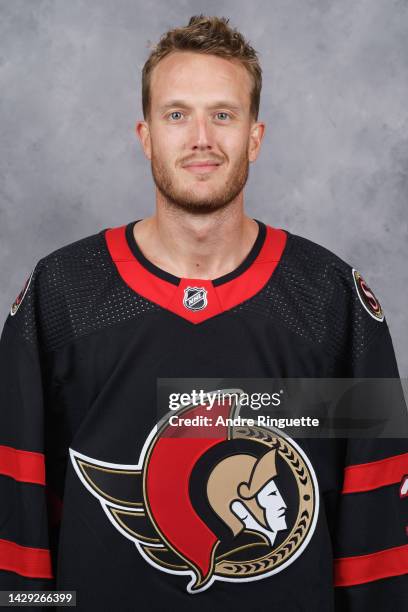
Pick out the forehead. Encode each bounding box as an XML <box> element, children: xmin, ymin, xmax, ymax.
<box><xmin>149</xmin><ymin>51</ymin><xmax>252</xmax><ymax>109</ymax></box>
<box><xmin>258</xmin><ymin>480</ymin><xmax>278</xmax><ymax>496</ymax></box>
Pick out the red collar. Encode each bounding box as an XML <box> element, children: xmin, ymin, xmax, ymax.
<box><xmin>105</xmin><ymin>220</ymin><xmax>287</xmax><ymax>324</ymax></box>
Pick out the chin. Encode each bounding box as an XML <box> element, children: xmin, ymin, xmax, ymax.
<box><xmin>278</xmin><ymin>518</ymin><xmax>287</xmax><ymax>530</ymax></box>
<box><xmin>269</xmin><ymin>517</ymin><xmax>287</xmax><ymax>532</ymax></box>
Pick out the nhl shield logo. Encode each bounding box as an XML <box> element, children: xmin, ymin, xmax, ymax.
<box><xmin>70</xmin><ymin>390</ymin><xmax>319</xmax><ymax>594</ymax></box>
<box><xmin>183</xmin><ymin>286</ymin><xmax>208</xmax><ymax>311</ymax></box>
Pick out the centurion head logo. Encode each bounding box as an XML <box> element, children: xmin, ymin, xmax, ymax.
<box><xmin>70</xmin><ymin>391</ymin><xmax>319</xmax><ymax>594</ymax></box>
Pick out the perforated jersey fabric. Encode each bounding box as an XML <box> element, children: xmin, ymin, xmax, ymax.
<box><xmin>7</xmin><ymin>231</ymin><xmax>162</xmax><ymax>352</ymax></box>
<box><xmin>231</xmin><ymin>232</ymin><xmax>382</xmax><ymax>367</ymax></box>
<box><xmin>7</xmin><ymin>226</ymin><xmax>384</xmax><ymax>366</ymax></box>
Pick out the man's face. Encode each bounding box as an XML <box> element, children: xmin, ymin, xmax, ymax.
<box><xmin>138</xmin><ymin>51</ymin><xmax>264</xmax><ymax>215</ymax></box>
<box><xmin>257</xmin><ymin>479</ymin><xmax>287</xmax><ymax>532</ymax></box>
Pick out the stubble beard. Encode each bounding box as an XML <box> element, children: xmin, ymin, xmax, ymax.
<box><xmin>150</xmin><ymin>148</ymin><xmax>250</xmax><ymax>215</ymax></box>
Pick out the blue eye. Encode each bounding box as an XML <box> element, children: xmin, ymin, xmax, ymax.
<box><xmin>167</xmin><ymin>111</ymin><xmax>231</xmax><ymax>121</ymax></box>
<box><xmin>169</xmin><ymin>111</ymin><xmax>183</xmax><ymax>121</ymax></box>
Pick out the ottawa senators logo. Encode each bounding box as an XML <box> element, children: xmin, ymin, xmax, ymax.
<box><xmin>10</xmin><ymin>269</ymin><xmax>34</xmax><ymax>316</ymax></box>
<box><xmin>352</xmin><ymin>269</ymin><xmax>384</xmax><ymax>322</ymax></box>
<box><xmin>70</xmin><ymin>391</ymin><xmax>319</xmax><ymax>593</ymax></box>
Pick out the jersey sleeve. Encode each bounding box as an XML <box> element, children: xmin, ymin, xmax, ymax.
<box><xmin>333</xmin><ymin>291</ymin><xmax>408</xmax><ymax>609</ymax></box>
<box><xmin>0</xmin><ymin>264</ymin><xmax>56</xmax><ymax>590</ymax></box>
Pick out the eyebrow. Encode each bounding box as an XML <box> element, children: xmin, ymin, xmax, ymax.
<box><xmin>158</xmin><ymin>100</ymin><xmax>242</xmax><ymax>113</ymax></box>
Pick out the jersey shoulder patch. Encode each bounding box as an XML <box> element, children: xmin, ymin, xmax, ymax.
<box><xmin>352</xmin><ymin>268</ymin><xmax>384</xmax><ymax>322</ymax></box>
<box><xmin>10</xmin><ymin>269</ymin><xmax>34</xmax><ymax>316</ymax></box>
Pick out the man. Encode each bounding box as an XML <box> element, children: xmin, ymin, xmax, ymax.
<box><xmin>0</xmin><ymin>14</ymin><xmax>407</xmax><ymax>611</ymax></box>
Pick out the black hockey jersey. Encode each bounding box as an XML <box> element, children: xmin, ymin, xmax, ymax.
<box><xmin>0</xmin><ymin>218</ymin><xmax>407</xmax><ymax>611</ymax></box>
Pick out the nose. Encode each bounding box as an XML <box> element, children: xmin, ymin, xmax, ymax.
<box><xmin>190</xmin><ymin>114</ymin><xmax>214</xmax><ymax>151</ymax></box>
<box><xmin>277</xmin><ymin>494</ymin><xmax>287</xmax><ymax>509</ymax></box>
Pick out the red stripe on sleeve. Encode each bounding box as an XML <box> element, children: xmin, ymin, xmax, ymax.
<box><xmin>342</xmin><ymin>452</ymin><xmax>408</xmax><ymax>494</ymax></box>
<box><xmin>0</xmin><ymin>445</ymin><xmax>45</xmax><ymax>485</ymax></box>
<box><xmin>0</xmin><ymin>538</ymin><xmax>53</xmax><ymax>579</ymax></box>
<box><xmin>334</xmin><ymin>543</ymin><xmax>408</xmax><ymax>587</ymax></box>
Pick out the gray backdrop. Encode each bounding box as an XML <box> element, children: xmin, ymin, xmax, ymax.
<box><xmin>1</xmin><ymin>0</ymin><xmax>407</xmax><ymax>373</ymax></box>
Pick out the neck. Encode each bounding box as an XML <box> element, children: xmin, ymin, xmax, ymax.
<box><xmin>132</xmin><ymin>202</ymin><xmax>259</xmax><ymax>280</ymax></box>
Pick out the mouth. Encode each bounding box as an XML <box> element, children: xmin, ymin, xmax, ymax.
<box><xmin>182</xmin><ymin>162</ymin><xmax>222</xmax><ymax>175</ymax></box>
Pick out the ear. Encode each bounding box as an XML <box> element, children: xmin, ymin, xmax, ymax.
<box><xmin>135</xmin><ymin>120</ymin><xmax>152</xmax><ymax>161</ymax></box>
<box><xmin>248</xmin><ymin>121</ymin><xmax>266</xmax><ymax>163</ymax></box>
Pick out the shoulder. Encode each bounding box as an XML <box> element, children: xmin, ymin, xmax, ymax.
<box><xmin>258</xmin><ymin>227</ymin><xmax>389</xmax><ymax>365</ymax></box>
<box><xmin>6</xmin><ymin>226</ymin><xmax>113</xmax><ymax>349</ymax></box>
<box><xmin>39</xmin><ymin>227</ymin><xmax>109</xmax><ymax>273</ymax></box>
<box><xmin>282</xmin><ymin>230</ymin><xmax>354</xmax><ymax>291</ymax></box>
<box><xmin>32</xmin><ymin>226</ymin><xmax>111</xmax><ymax>300</ymax></box>
<box><xmin>5</xmin><ymin>223</ymin><xmax>159</xmax><ymax>352</ymax></box>
<box><xmin>282</xmin><ymin>229</ymin><xmax>384</xmax><ymax>322</ymax></box>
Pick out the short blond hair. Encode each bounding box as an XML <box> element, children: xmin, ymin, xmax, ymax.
<box><xmin>142</xmin><ymin>14</ymin><xmax>262</xmax><ymax>121</ymax></box>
